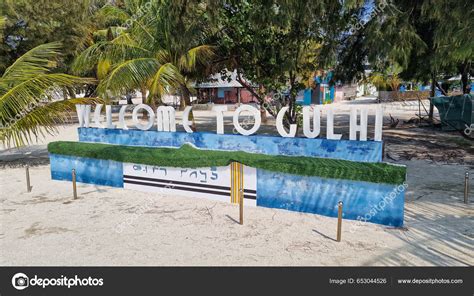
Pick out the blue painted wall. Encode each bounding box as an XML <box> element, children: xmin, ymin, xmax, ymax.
<box><xmin>256</xmin><ymin>169</ymin><xmax>404</xmax><ymax>227</ymax></box>
<box><xmin>49</xmin><ymin>153</ymin><xmax>404</xmax><ymax>226</ymax></box>
<box><xmin>78</xmin><ymin>128</ymin><xmax>383</xmax><ymax>163</ymax></box>
<box><xmin>50</xmin><ymin>154</ymin><xmax>123</xmax><ymax>187</ymax></box>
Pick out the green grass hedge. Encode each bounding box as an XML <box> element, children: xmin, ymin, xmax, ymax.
<box><xmin>48</xmin><ymin>141</ymin><xmax>406</xmax><ymax>185</ymax></box>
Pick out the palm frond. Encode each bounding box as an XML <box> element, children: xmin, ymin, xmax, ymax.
<box><xmin>98</xmin><ymin>4</ymin><xmax>131</xmax><ymax>23</ymax></box>
<box><xmin>72</xmin><ymin>36</ymin><xmax>151</xmax><ymax>75</ymax></box>
<box><xmin>0</xmin><ymin>97</ymin><xmax>101</xmax><ymax>147</ymax></box>
<box><xmin>2</xmin><ymin>42</ymin><xmax>63</xmax><ymax>84</ymax></box>
<box><xmin>98</xmin><ymin>58</ymin><xmax>161</xmax><ymax>96</ymax></box>
<box><xmin>108</xmin><ymin>33</ymin><xmax>151</xmax><ymax>60</ymax></box>
<box><xmin>0</xmin><ymin>17</ymin><xmax>6</xmax><ymax>35</ymax></box>
<box><xmin>71</xmin><ymin>42</ymin><xmax>108</xmax><ymax>75</ymax></box>
<box><xmin>178</xmin><ymin>45</ymin><xmax>215</xmax><ymax>72</ymax></box>
<box><xmin>0</xmin><ymin>74</ymin><xmax>95</xmax><ymax>124</ymax></box>
<box><xmin>149</xmin><ymin>62</ymin><xmax>184</xmax><ymax>97</ymax></box>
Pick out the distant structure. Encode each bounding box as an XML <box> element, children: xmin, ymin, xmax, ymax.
<box><xmin>194</xmin><ymin>70</ymin><xmax>259</xmax><ymax>104</ymax></box>
<box><xmin>298</xmin><ymin>70</ymin><xmax>336</xmax><ymax>105</ymax></box>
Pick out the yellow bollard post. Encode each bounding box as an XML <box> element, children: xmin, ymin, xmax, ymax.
<box><xmin>336</xmin><ymin>201</ymin><xmax>343</xmax><ymax>242</ymax></box>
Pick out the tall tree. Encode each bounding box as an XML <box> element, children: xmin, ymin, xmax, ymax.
<box><xmin>210</xmin><ymin>0</ymin><xmax>358</xmax><ymax>124</ymax></box>
<box><xmin>336</xmin><ymin>0</ymin><xmax>473</xmax><ymax>119</ymax></box>
<box><xmin>0</xmin><ymin>0</ymin><xmax>104</xmax><ymax>74</ymax></box>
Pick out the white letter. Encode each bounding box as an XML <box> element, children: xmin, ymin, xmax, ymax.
<box><xmin>212</xmin><ymin>105</ymin><xmax>227</xmax><ymax>134</ymax></box>
<box><xmin>118</xmin><ymin>105</ymin><xmax>129</xmax><ymax>130</ymax></box>
<box><xmin>303</xmin><ymin>106</ymin><xmax>321</xmax><ymax>138</ymax></box>
<box><xmin>93</xmin><ymin>104</ymin><xmax>104</xmax><ymax>128</ymax></box>
<box><xmin>233</xmin><ymin>105</ymin><xmax>261</xmax><ymax>136</ymax></box>
<box><xmin>132</xmin><ymin>104</ymin><xmax>155</xmax><ymax>130</ymax></box>
<box><xmin>156</xmin><ymin>106</ymin><xmax>176</xmax><ymax>132</ymax></box>
<box><xmin>374</xmin><ymin>105</ymin><xmax>383</xmax><ymax>141</ymax></box>
<box><xmin>105</xmin><ymin>105</ymin><xmax>116</xmax><ymax>129</ymax></box>
<box><xmin>326</xmin><ymin>107</ymin><xmax>342</xmax><ymax>140</ymax></box>
<box><xmin>276</xmin><ymin>107</ymin><xmax>297</xmax><ymax>138</ymax></box>
<box><xmin>75</xmin><ymin>105</ymin><xmax>91</xmax><ymax>128</ymax></box>
<box><xmin>182</xmin><ymin>106</ymin><xmax>194</xmax><ymax>133</ymax></box>
<box><xmin>349</xmin><ymin>107</ymin><xmax>368</xmax><ymax>141</ymax></box>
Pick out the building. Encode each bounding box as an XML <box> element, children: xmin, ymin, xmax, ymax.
<box><xmin>194</xmin><ymin>71</ymin><xmax>259</xmax><ymax>104</ymax></box>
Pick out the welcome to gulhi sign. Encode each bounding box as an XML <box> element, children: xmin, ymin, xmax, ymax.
<box><xmin>48</xmin><ymin>102</ymin><xmax>405</xmax><ymax>227</ymax></box>
<box><xmin>75</xmin><ymin>103</ymin><xmax>383</xmax><ymax>141</ymax></box>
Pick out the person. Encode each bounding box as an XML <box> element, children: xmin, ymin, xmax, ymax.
<box><xmin>126</xmin><ymin>93</ymin><xmax>133</xmax><ymax>105</ymax></box>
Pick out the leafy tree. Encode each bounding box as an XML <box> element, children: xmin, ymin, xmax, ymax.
<box><xmin>0</xmin><ymin>0</ymin><xmax>105</xmax><ymax>74</ymax></box>
<box><xmin>210</xmin><ymin>0</ymin><xmax>358</xmax><ymax>123</ymax></box>
<box><xmin>0</xmin><ymin>43</ymin><xmax>97</xmax><ymax>147</ymax></box>
<box><xmin>423</xmin><ymin>0</ymin><xmax>473</xmax><ymax>95</ymax></box>
<box><xmin>336</xmin><ymin>0</ymin><xmax>473</xmax><ymax>119</ymax></box>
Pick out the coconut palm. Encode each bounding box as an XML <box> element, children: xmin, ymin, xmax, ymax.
<box><xmin>73</xmin><ymin>0</ymin><xmax>215</xmax><ymax>111</ymax></box>
<box><xmin>368</xmin><ymin>64</ymin><xmax>403</xmax><ymax>91</ymax></box>
<box><xmin>0</xmin><ymin>42</ymin><xmax>97</xmax><ymax>147</ymax></box>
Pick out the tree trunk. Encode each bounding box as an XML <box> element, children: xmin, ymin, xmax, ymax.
<box><xmin>180</xmin><ymin>85</ymin><xmax>196</xmax><ymax>131</ymax></box>
<box><xmin>459</xmin><ymin>63</ymin><xmax>470</xmax><ymax>94</ymax></box>
<box><xmin>429</xmin><ymin>72</ymin><xmax>436</xmax><ymax>120</ymax></box>
<box><xmin>235</xmin><ymin>70</ymin><xmax>277</xmax><ymax>119</ymax></box>
<box><xmin>140</xmin><ymin>86</ymin><xmax>147</xmax><ymax>104</ymax></box>
<box><xmin>179</xmin><ymin>85</ymin><xmax>192</xmax><ymax>111</ymax></box>
<box><xmin>287</xmin><ymin>72</ymin><xmax>298</xmax><ymax>125</ymax></box>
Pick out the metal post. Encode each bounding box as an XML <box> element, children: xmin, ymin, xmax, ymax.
<box><xmin>72</xmin><ymin>169</ymin><xmax>77</xmax><ymax>199</ymax></box>
<box><xmin>382</xmin><ymin>141</ymin><xmax>385</xmax><ymax>161</ymax></box>
<box><xmin>336</xmin><ymin>201</ymin><xmax>343</xmax><ymax>242</ymax></box>
<box><xmin>26</xmin><ymin>165</ymin><xmax>31</xmax><ymax>192</ymax></box>
<box><xmin>239</xmin><ymin>188</ymin><xmax>244</xmax><ymax>225</ymax></box>
<box><xmin>465</xmin><ymin>170</ymin><xmax>470</xmax><ymax>204</ymax></box>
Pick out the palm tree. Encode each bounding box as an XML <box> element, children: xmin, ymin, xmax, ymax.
<box><xmin>368</xmin><ymin>64</ymin><xmax>403</xmax><ymax>91</ymax></box>
<box><xmin>0</xmin><ymin>42</ymin><xmax>97</xmax><ymax>147</ymax></box>
<box><xmin>73</xmin><ymin>1</ymin><xmax>215</xmax><ymax>112</ymax></box>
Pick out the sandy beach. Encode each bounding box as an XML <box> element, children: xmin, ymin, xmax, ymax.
<box><xmin>0</xmin><ymin>99</ymin><xmax>473</xmax><ymax>266</ymax></box>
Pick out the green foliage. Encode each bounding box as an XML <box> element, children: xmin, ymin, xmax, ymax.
<box><xmin>337</xmin><ymin>0</ymin><xmax>473</xmax><ymax>91</ymax></box>
<box><xmin>0</xmin><ymin>17</ymin><xmax>6</xmax><ymax>38</ymax></box>
<box><xmin>368</xmin><ymin>64</ymin><xmax>403</xmax><ymax>91</ymax></box>
<box><xmin>210</xmin><ymin>0</ymin><xmax>359</xmax><ymax>122</ymax></box>
<box><xmin>48</xmin><ymin>141</ymin><xmax>407</xmax><ymax>185</ymax></box>
<box><xmin>0</xmin><ymin>43</ymin><xmax>98</xmax><ymax>147</ymax></box>
<box><xmin>0</xmin><ymin>0</ymin><xmax>107</xmax><ymax>74</ymax></box>
<box><xmin>73</xmin><ymin>0</ymin><xmax>216</xmax><ymax>107</ymax></box>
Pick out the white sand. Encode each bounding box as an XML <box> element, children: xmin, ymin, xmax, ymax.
<box><xmin>0</xmin><ymin>98</ymin><xmax>472</xmax><ymax>266</ymax></box>
<box><xmin>0</xmin><ymin>160</ymin><xmax>472</xmax><ymax>266</ymax></box>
